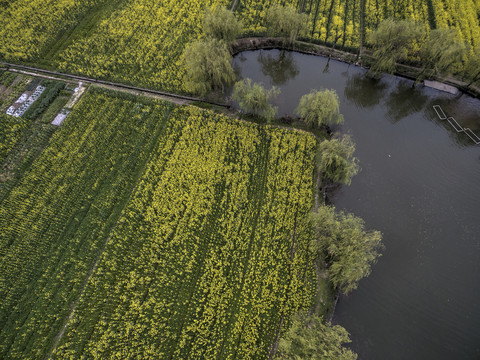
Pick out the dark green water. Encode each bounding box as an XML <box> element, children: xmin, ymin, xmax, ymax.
<box><xmin>232</xmin><ymin>49</ymin><xmax>480</xmax><ymax>359</ymax></box>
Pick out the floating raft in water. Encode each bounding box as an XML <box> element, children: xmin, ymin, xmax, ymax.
<box><xmin>464</xmin><ymin>128</ymin><xmax>480</xmax><ymax>144</ymax></box>
<box><xmin>432</xmin><ymin>105</ymin><xmax>480</xmax><ymax>145</ymax></box>
<box><xmin>433</xmin><ymin>105</ymin><xmax>447</xmax><ymax>119</ymax></box>
<box><xmin>447</xmin><ymin>117</ymin><xmax>464</xmax><ymax>132</ymax></box>
<box><xmin>424</xmin><ymin>80</ymin><xmax>459</xmax><ymax>95</ymax></box>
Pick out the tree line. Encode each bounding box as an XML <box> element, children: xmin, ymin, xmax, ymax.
<box><xmin>183</xmin><ymin>6</ymin><xmax>480</xmax><ymax>99</ymax></box>
<box><xmin>182</xmin><ymin>5</ymin><xmax>307</xmax><ymax>97</ymax></box>
<box><xmin>182</xmin><ymin>6</ymin><xmax>385</xmax><ymax>359</ymax></box>
<box><xmin>367</xmin><ymin>18</ymin><xmax>480</xmax><ymax>89</ymax></box>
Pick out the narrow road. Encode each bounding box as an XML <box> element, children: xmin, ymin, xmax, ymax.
<box><xmin>2</xmin><ymin>62</ymin><xmax>230</xmax><ymax>108</ymax></box>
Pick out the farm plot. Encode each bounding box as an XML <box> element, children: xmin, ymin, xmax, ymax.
<box><xmin>0</xmin><ymin>88</ymin><xmax>175</xmax><ymax>359</ymax></box>
<box><xmin>56</xmin><ymin>0</ymin><xmax>229</xmax><ymax>92</ymax></box>
<box><xmin>0</xmin><ymin>0</ymin><xmax>109</xmax><ymax>61</ymax></box>
<box><xmin>0</xmin><ymin>72</ymin><xmax>33</xmax><ymax>112</ymax></box>
<box><xmin>52</xmin><ymin>106</ymin><xmax>317</xmax><ymax>359</ymax></box>
<box><xmin>238</xmin><ymin>0</ymin><xmax>298</xmax><ymax>33</ymax></box>
<box><xmin>0</xmin><ymin>114</ymin><xmax>29</xmax><ymax>163</ymax></box>
<box><xmin>1</xmin><ymin>0</ymin><xmax>479</xmax><ymax>93</ymax></box>
<box><xmin>237</xmin><ymin>0</ymin><xmax>480</xmax><ymax>49</ymax></box>
<box><xmin>429</xmin><ymin>0</ymin><xmax>480</xmax><ymax>47</ymax></box>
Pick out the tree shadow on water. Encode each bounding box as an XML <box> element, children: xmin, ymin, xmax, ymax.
<box><xmin>257</xmin><ymin>50</ymin><xmax>299</xmax><ymax>85</ymax></box>
<box><xmin>385</xmin><ymin>80</ymin><xmax>429</xmax><ymax>123</ymax></box>
<box><xmin>344</xmin><ymin>73</ymin><xmax>388</xmax><ymax>108</ymax></box>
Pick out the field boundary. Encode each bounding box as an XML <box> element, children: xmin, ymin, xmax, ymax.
<box><xmin>2</xmin><ymin>63</ymin><xmax>324</xmax><ymax>138</ymax></box>
<box><xmin>1</xmin><ymin>62</ymin><xmax>228</xmax><ymax>108</ymax></box>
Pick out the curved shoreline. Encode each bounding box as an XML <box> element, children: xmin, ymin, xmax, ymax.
<box><xmin>232</xmin><ymin>37</ymin><xmax>480</xmax><ymax>99</ymax></box>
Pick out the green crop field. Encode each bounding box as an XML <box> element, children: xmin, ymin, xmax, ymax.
<box><xmin>0</xmin><ymin>88</ymin><xmax>318</xmax><ymax>358</ymax></box>
<box><xmin>0</xmin><ymin>89</ymin><xmax>175</xmax><ymax>359</ymax></box>
<box><xmin>1</xmin><ymin>0</ymin><xmax>479</xmax><ymax>91</ymax></box>
<box><xmin>0</xmin><ymin>0</ymin><xmax>466</xmax><ymax>357</ymax></box>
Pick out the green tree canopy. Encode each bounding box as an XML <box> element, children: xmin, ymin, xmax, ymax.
<box><xmin>417</xmin><ymin>28</ymin><xmax>466</xmax><ymax>82</ymax></box>
<box><xmin>367</xmin><ymin>18</ymin><xmax>425</xmax><ymax>78</ymax></box>
<box><xmin>232</xmin><ymin>78</ymin><xmax>280</xmax><ymax>121</ymax></box>
<box><xmin>317</xmin><ymin>134</ymin><xmax>359</xmax><ymax>186</ymax></box>
<box><xmin>182</xmin><ymin>38</ymin><xmax>235</xmax><ymax>96</ymax></box>
<box><xmin>310</xmin><ymin>206</ymin><xmax>384</xmax><ymax>294</ymax></box>
<box><xmin>265</xmin><ymin>4</ymin><xmax>308</xmax><ymax>46</ymax></box>
<box><xmin>277</xmin><ymin>312</ymin><xmax>357</xmax><ymax>360</ymax></box>
<box><xmin>464</xmin><ymin>45</ymin><xmax>480</xmax><ymax>88</ymax></box>
<box><xmin>295</xmin><ymin>89</ymin><xmax>344</xmax><ymax>128</ymax></box>
<box><xmin>204</xmin><ymin>7</ymin><xmax>242</xmax><ymax>45</ymax></box>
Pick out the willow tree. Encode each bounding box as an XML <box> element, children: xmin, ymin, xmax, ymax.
<box><xmin>278</xmin><ymin>312</ymin><xmax>357</xmax><ymax>359</ymax></box>
<box><xmin>416</xmin><ymin>28</ymin><xmax>466</xmax><ymax>83</ymax></box>
<box><xmin>367</xmin><ymin>18</ymin><xmax>425</xmax><ymax>78</ymax></box>
<box><xmin>182</xmin><ymin>38</ymin><xmax>235</xmax><ymax>96</ymax></box>
<box><xmin>465</xmin><ymin>45</ymin><xmax>480</xmax><ymax>88</ymax></box>
<box><xmin>310</xmin><ymin>206</ymin><xmax>384</xmax><ymax>294</ymax></box>
<box><xmin>204</xmin><ymin>7</ymin><xmax>242</xmax><ymax>45</ymax></box>
<box><xmin>317</xmin><ymin>134</ymin><xmax>359</xmax><ymax>186</ymax></box>
<box><xmin>265</xmin><ymin>4</ymin><xmax>308</xmax><ymax>46</ymax></box>
<box><xmin>232</xmin><ymin>78</ymin><xmax>280</xmax><ymax>121</ymax></box>
<box><xmin>295</xmin><ymin>89</ymin><xmax>344</xmax><ymax>129</ymax></box>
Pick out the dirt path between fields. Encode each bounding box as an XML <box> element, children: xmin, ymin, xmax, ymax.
<box><xmin>3</xmin><ymin>62</ymin><xmax>226</xmax><ymax>106</ymax></box>
<box><xmin>8</xmin><ymin>68</ymin><xmax>192</xmax><ymax>106</ymax></box>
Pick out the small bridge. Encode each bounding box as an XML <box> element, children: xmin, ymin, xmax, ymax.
<box><xmin>433</xmin><ymin>105</ymin><xmax>480</xmax><ymax>145</ymax></box>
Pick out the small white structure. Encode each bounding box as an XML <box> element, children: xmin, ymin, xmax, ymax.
<box><xmin>6</xmin><ymin>106</ymin><xmax>15</xmax><ymax>115</ymax></box>
<box><xmin>15</xmin><ymin>93</ymin><xmax>28</xmax><ymax>104</ymax></box>
<box><xmin>51</xmin><ymin>110</ymin><xmax>70</xmax><ymax>126</ymax></box>
<box><xmin>10</xmin><ymin>85</ymin><xmax>46</xmax><ymax>117</ymax></box>
<box><xmin>73</xmin><ymin>82</ymin><xmax>83</xmax><ymax>93</ymax></box>
<box><xmin>66</xmin><ymin>85</ymin><xmax>85</xmax><ymax>108</ymax></box>
<box><xmin>424</xmin><ymin>80</ymin><xmax>459</xmax><ymax>95</ymax></box>
<box><xmin>433</xmin><ymin>105</ymin><xmax>446</xmax><ymax>120</ymax></box>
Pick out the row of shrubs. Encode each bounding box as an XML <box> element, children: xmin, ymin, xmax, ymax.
<box><xmin>23</xmin><ymin>80</ymin><xmax>65</xmax><ymax>120</ymax></box>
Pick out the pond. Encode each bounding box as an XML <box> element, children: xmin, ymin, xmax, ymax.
<box><xmin>231</xmin><ymin>49</ymin><xmax>480</xmax><ymax>359</ymax></box>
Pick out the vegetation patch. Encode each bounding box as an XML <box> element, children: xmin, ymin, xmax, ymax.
<box><xmin>23</xmin><ymin>80</ymin><xmax>65</xmax><ymax>120</ymax></box>
<box><xmin>52</xmin><ymin>105</ymin><xmax>318</xmax><ymax>359</ymax></box>
<box><xmin>0</xmin><ymin>0</ymin><xmax>110</xmax><ymax>61</ymax></box>
<box><xmin>0</xmin><ymin>89</ymin><xmax>175</xmax><ymax>359</ymax></box>
<box><xmin>0</xmin><ymin>88</ymin><xmax>323</xmax><ymax>359</ymax></box>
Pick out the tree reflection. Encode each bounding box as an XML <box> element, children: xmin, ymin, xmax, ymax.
<box><xmin>344</xmin><ymin>73</ymin><xmax>387</xmax><ymax>108</ymax></box>
<box><xmin>258</xmin><ymin>51</ymin><xmax>299</xmax><ymax>85</ymax></box>
<box><xmin>385</xmin><ymin>80</ymin><xmax>428</xmax><ymax>122</ymax></box>
<box><xmin>323</xmin><ymin>58</ymin><xmax>330</xmax><ymax>73</ymax></box>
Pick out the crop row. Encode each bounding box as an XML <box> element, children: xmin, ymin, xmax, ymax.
<box><xmin>0</xmin><ymin>114</ymin><xmax>28</xmax><ymax>163</ymax></box>
<box><xmin>430</xmin><ymin>0</ymin><xmax>480</xmax><ymax>47</ymax></box>
<box><xmin>0</xmin><ymin>88</ymin><xmax>175</xmax><ymax>359</ymax></box>
<box><xmin>1</xmin><ymin>0</ymin><xmax>479</xmax><ymax>92</ymax></box>
<box><xmin>52</xmin><ymin>106</ymin><xmax>317</xmax><ymax>359</ymax></box>
<box><xmin>56</xmin><ymin>0</ymin><xmax>229</xmax><ymax>92</ymax></box>
<box><xmin>0</xmin><ymin>0</ymin><xmax>108</xmax><ymax>60</ymax></box>
<box><xmin>238</xmin><ymin>0</ymin><xmax>479</xmax><ymax>49</ymax></box>
<box><xmin>0</xmin><ymin>73</ymin><xmax>33</xmax><ymax>112</ymax></box>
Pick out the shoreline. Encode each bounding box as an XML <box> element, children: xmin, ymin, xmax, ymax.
<box><xmin>232</xmin><ymin>37</ymin><xmax>480</xmax><ymax>99</ymax></box>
